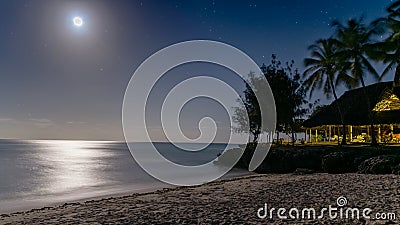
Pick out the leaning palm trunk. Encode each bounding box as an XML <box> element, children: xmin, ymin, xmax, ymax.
<box><xmin>331</xmin><ymin>18</ymin><xmax>382</xmax><ymax>146</ymax></box>
<box><xmin>359</xmin><ymin>77</ymin><xmax>378</xmax><ymax>146</ymax></box>
<box><xmin>329</xmin><ymin>78</ymin><xmax>347</xmax><ymax>145</ymax></box>
<box><xmin>395</xmin><ymin>64</ymin><xmax>400</xmax><ymax>87</ymax></box>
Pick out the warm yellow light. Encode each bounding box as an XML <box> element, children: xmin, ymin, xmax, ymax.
<box><xmin>373</xmin><ymin>94</ymin><xmax>400</xmax><ymax>112</ymax></box>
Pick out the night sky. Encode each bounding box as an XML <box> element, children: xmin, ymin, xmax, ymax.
<box><xmin>0</xmin><ymin>0</ymin><xmax>394</xmax><ymax>141</ymax></box>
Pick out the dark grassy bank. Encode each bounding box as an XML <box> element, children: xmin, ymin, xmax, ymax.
<box><xmin>217</xmin><ymin>144</ymin><xmax>400</xmax><ymax>174</ymax></box>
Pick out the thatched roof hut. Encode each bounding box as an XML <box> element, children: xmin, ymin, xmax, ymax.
<box><xmin>303</xmin><ymin>82</ymin><xmax>400</xmax><ymax>128</ymax></box>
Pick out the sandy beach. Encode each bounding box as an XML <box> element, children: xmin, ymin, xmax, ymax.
<box><xmin>1</xmin><ymin>173</ymin><xmax>399</xmax><ymax>224</ymax></box>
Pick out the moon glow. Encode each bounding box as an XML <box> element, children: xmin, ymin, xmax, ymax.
<box><xmin>73</xmin><ymin>17</ymin><xmax>83</xmax><ymax>27</ymax></box>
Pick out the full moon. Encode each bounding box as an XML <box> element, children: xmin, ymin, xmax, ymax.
<box><xmin>73</xmin><ymin>17</ymin><xmax>83</xmax><ymax>27</ymax></box>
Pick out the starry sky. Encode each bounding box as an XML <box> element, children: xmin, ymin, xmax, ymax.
<box><xmin>0</xmin><ymin>0</ymin><xmax>394</xmax><ymax>141</ymax></box>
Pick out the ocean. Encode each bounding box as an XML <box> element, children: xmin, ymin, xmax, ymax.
<box><xmin>0</xmin><ymin>140</ymin><xmax>250</xmax><ymax>213</ymax></box>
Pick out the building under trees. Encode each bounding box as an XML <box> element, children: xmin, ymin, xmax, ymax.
<box><xmin>303</xmin><ymin>82</ymin><xmax>400</xmax><ymax>143</ymax></box>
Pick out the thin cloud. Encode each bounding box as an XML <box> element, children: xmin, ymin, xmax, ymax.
<box><xmin>29</xmin><ymin>118</ymin><xmax>53</xmax><ymax>127</ymax></box>
<box><xmin>67</xmin><ymin>121</ymin><xmax>87</xmax><ymax>125</ymax></box>
<box><xmin>29</xmin><ymin>118</ymin><xmax>52</xmax><ymax>123</ymax></box>
<box><xmin>0</xmin><ymin>118</ymin><xmax>14</xmax><ymax>122</ymax></box>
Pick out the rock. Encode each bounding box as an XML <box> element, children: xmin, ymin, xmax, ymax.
<box><xmin>214</xmin><ymin>148</ymin><xmax>244</xmax><ymax>167</ymax></box>
<box><xmin>252</xmin><ymin>145</ymin><xmax>327</xmax><ymax>173</ymax></box>
<box><xmin>219</xmin><ymin>144</ymin><xmax>400</xmax><ymax>175</ymax></box>
<box><xmin>322</xmin><ymin>152</ymin><xmax>357</xmax><ymax>173</ymax></box>
<box><xmin>293</xmin><ymin>168</ymin><xmax>314</xmax><ymax>175</ymax></box>
<box><xmin>358</xmin><ymin>155</ymin><xmax>400</xmax><ymax>174</ymax></box>
<box><xmin>392</xmin><ymin>164</ymin><xmax>400</xmax><ymax>175</ymax></box>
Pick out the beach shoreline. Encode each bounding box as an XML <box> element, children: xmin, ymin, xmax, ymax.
<box><xmin>0</xmin><ymin>168</ymin><xmax>252</xmax><ymax>215</ymax></box>
<box><xmin>1</xmin><ymin>173</ymin><xmax>399</xmax><ymax>224</ymax></box>
<box><xmin>0</xmin><ymin>184</ymin><xmax>170</xmax><ymax>215</ymax></box>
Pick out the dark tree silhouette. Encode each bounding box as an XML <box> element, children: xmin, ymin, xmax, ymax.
<box><xmin>303</xmin><ymin>38</ymin><xmax>357</xmax><ymax>145</ymax></box>
<box><xmin>332</xmin><ymin>18</ymin><xmax>383</xmax><ymax>146</ymax></box>
<box><xmin>232</xmin><ymin>72</ymin><xmax>262</xmax><ymax>143</ymax></box>
<box><xmin>373</xmin><ymin>0</ymin><xmax>400</xmax><ymax>86</ymax></box>
<box><xmin>233</xmin><ymin>55</ymin><xmax>309</xmax><ymax>145</ymax></box>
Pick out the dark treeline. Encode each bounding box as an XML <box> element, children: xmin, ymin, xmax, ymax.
<box><xmin>235</xmin><ymin>0</ymin><xmax>400</xmax><ymax>147</ymax></box>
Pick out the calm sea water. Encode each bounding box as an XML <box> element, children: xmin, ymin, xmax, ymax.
<box><xmin>0</xmin><ymin>140</ymin><xmax>249</xmax><ymax>213</ymax></box>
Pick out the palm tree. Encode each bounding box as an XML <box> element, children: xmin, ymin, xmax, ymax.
<box><xmin>303</xmin><ymin>39</ymin><xmax>356</xmax><ymax>145</ymax></box>
<box><xmin>332</xmin><ymin>18</ymin><xmax>382</xmax><ymax>146</ymax></box>
<box><xmin>377</xmin><ymin>0</ymin><xmax>400</xmax><ymax>86</ymax></box>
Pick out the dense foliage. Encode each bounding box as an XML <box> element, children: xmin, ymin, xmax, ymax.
<box><xmin>233</xmin><ymin>55</ymin><xmax>309</xmax><ymax>144</ymax></box>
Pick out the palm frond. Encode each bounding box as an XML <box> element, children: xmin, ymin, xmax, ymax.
<box><xmin>388</xmin><ymin>0</ymin><xmax>400</xmax><ymax>14</ymax></box>
<box><xmin>360</xmin><ymin>55</ymin><xmax>379</xmax><ymax>79</ymax></box>
<box><xmin>304</xmin><ymin>58</ymin><xmax>321</xmax><ymax>67</ymax></box>
<box><xmin>380</xmin><ymin>61</ymin><xmax>396</xmax><ymax>80</ymax></box>
<box><xmin>336</xmin><ymin>71</ymin><xmax>358</xmax><ymax>89</ymax></box>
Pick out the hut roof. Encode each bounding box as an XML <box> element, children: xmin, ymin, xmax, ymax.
<box><xmin>303</xmin><ymin>82</ymin><xmax>400</xmax><ymax>127</ymax></box>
